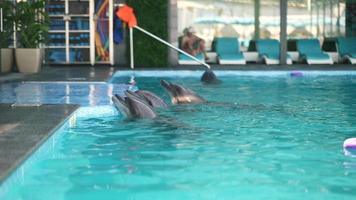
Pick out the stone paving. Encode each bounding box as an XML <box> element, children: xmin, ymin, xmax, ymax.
<box><xmin>0</xmin><ymin>104</ymin><xmax>78</xmax><ymax>183</ymax></box>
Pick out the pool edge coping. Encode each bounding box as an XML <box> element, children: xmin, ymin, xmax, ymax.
<box><xmin>0</xmin><ymin>104</ymin><xmax>80</xmax><ymax>185</ymax></box>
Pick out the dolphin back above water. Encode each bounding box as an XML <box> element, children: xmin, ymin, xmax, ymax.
<box><xmin>112</xmin><ymin>92</ymin><xmax>157</xmax><ymax>119</ymax></box>
<box><xmin>160</xmin><ymin>80</ymin><xmax>206</xmax><ymax>104</ymax></box>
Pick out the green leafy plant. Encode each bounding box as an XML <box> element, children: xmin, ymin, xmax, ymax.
<box><xmin>0</xmin><ymin>1</ymin><xmax>14</xmax><ymax>48</ymax></box>
<box><xmin>127</xmin><ymin>0</ymin><xmax>168</xmax><ymax>67</ymax></box>
<box><xmin>14</xmin><ymin>0</ymin><xmax>49</xmax><ymax>48</ymax></box>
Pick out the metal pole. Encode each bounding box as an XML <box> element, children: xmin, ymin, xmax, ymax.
<box><xmin>254</xmin><ymin>0</ymin><xmax>260</xmax><ymax>39</ymax></box>
<box><xmin>330</xmin><ymin>0</ymin><xmax>333</xmax><ymax>36</ymax></box>
<box><xmin>109</xmin><ymin>0</ymin><xmax>114</xmax><ymax>66</ymax></box>
<box><xmin>0</xmin><ymin>8</ymin><xmax>3</xmax><ymax>32</ymax></box>
<box><xmin>134</xmin><ymin>25</ymin><xmax>211</xmax><ymax>70</ymax></box>
<box><xmin>0</xmin><ymin>8</ymin><xmax>2</xmax><ymax>71</ymax></box>
<box><xmin>90</xmin><ymin>1</ymin><xmax>95</xmax><ymax>66</ymax></box>
<box><xmin>316</xmin><ymin>2</ymin><xmax>320</xmax><ymax>37</ymax></box>
<box><xmin>280</xmin><ymin>0</ymin><xmax>287</xmax><ymax>65</ymax></box>
<box><xmin>323</xmin><ymin>0</ymin><xmax>326</xmax><ymax>37</ymax></box>
<box><xmin>310</xmin><ymin>0</ymin><xmax>313</xmax><ymax>34</ymax></box>
<box><xmin>337</xmin><ymin>0</ymin><xmax>340</xmax><ymax>35</ymax></box>
<box><xmin>130</xmin><ymin>27</ymin><xmax>134</xmax><ymax>69</ymax></box>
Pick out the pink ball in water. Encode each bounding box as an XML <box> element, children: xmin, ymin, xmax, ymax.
<box><xmin>344</xmin><ymin>138</ymin><xmax>356</xmax><ymax>149</ymax></box>
<box><xmin>344</xmin><ymin>138</ymin><xmax>356</xmax><ymax>157</ymax></box>
<box><xmin>290</xmin><ymin>71</ymin><xmax>303</xmax><ymax>77</ymax></box>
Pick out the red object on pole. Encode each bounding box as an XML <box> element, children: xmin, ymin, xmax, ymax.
<box><xmin>116</xmin><ymin>4</ymin><xmax>137</xmax><ymax>28</ymax></box>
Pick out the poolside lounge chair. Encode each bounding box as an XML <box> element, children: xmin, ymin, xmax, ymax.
<box><xmin>296</xmin><ymin>39</ymin><xmax>333</xmax><ymax>65</ymax></box>
<box><xmin>336</xmin><ymin>37</ymin><xmax>356</xmax><ymax>64</ymax></box>
<box><xmin>255</xmin><ymin>39</ymin><xmax>292</xmax><ymax>65</ymax></box>
<box><xmin>178</xmin><ymin>53</ymin><xmax>205</xmax><ymax>65</ymax></box>
<box><xmin>214</xmin><ymin>37</ymin><xmax>246</xmax><ymax>65</ymax></box>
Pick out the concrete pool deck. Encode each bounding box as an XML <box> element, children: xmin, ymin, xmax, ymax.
<box><xmin>0</xmin><ymin>104</ymin><xmax>79</xmax><ymax>183</ymax></box>
<box><xmin>0</xmin><ymin>64</ymin><xmax>356</xmax><ymax>183</ymax></box>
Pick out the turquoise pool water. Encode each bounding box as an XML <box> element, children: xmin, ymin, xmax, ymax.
<box><xmin>1</xmin><ymin>71</ymin><xmax>356</xmax><ymax>199</ymax></box>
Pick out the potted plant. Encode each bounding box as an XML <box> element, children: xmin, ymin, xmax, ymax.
<box><xmin>0</xmin><ymin>1</ymin><xmax>14</xmax><ymax>73</ymax></box>
<box><xmin>14</xmin><ymin>0</ymin><xmax>49</xmax><ymax>73</ymax></box>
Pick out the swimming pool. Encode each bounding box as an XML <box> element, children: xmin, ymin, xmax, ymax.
<box><xmin>1</xmin><ymin>71</ymin><xmax>356</xmax><ymax>199</ymax></box>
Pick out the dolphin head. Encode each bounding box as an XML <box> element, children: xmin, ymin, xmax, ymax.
<box><xmin>112</xmin><ymin>94</ymin><xmax>132</xmax><ymax>118</ymax></box>
<box><xmin>160</xmin><ymin>80</ymin><xmax>205</xmax><ymax>104</ymax></box>
<box><xmin>124</xmin><ymin>91</ymin><xmax>157</xmax><ymax>119</ymax></box>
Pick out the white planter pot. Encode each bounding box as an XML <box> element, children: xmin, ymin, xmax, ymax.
<box><xmin>1</xmin><ymin>48</ymin><xmax>14</xmax><ymax>73</ymax></box>
<box><xmin>15</xmin><ymin>48</ymin><xmax>42</xmax><ymax>74</ymax></box>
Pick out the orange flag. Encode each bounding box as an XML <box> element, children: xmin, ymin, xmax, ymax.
<box><xmin>116</xmin><ymin>4</ymin><xmax>137</xmax><ymax>28</ymax></box>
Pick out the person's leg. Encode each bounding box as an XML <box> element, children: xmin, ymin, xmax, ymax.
<box><xmin>199</xmin><ymin>40</ymin><xmax>209</xmax><ymax>60</ymax></box>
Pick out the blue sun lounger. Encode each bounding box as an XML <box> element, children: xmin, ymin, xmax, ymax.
<box><xmin>337</xmin><ymin>37</ymin><xmax>356</xmax><ymax>64</ymax></box>
<box><xmin>296</xmin><ymin>39</ymin><xmax>333</xmax><ymax>65</ymax></box>
<box><xmin>178</xmin><ymin>53</ymin><xmax>204</xmax><ymax>65</ymax></box>
<box><xmin>256</xmin><ymin>39</ymin><xmax>292</xmax><ymax>65</ymax></box>
<box><xmin>214</xmin><ymin>37</ymin><xmax>246</xmax><ymax>65</ymax></box>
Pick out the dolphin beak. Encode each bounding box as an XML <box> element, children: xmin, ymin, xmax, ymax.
<box><xmin>125</xmin><ymin>90</ymin><xmax>140</xmax><ymax>99</ymax></box>
<box><xmin>114</xmin><ymin>94</ymin><xmax>126</xmax><ymax>104</ymax></box>
<box><xmin>160</xmin><ymin>80</ymin><xmax>171</xmax><ymax>90</ymax></box>
<box><xmin>160</xmin><ymin>80</ymin><xmax>180</xmax><ymax>104</ymax></box>
<box><xmin>112</xmin><ymin>94</ymin><xmax>131</xmax><ymax>118</ymax></box>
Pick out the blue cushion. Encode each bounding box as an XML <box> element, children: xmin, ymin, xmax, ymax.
<box><xmin>297</xmin><ymin>39</ymin><xmax>332</xmax><ymax>61</ymax></box>
<box><xmin>256</xmin><ymin>39</ymin><xmax>280</xmax><ymax>59</ymax></box>
<box><xmin>337</xmin><ymin>37</ymin><xmax>356</xmax><ymax>57</ymax></box>
<box><xmin>179</xmin><ymin>53</ymin><xmax>204</xmax><ymax>61</ymax></box>
<box><xmin>219</xmin><ymin>54</ymin><xmax>244</xmax><ymax>60</ymax></box>
<box><xmin>297</xmin><ymin>39</ymin><xmax>324</xmax><ymax>55</ymax></box>
<box><xmin>301</xmin><ymin>52</ymin><xmax>330</xmax><ymax>60</ymax></box>
<box><xmin>349</xmin><ymin>52</ymin><xmax>356</xmax><ymax>58</ymax></box>
<box><xmin>260</xmin><ymin>53</ymin><xmax>292</xmax><ymax>60</ymax></box>
<box><xmin>215</xmin><ymin>37</ymin><xmax>241</xmax><ymax>55</ymax></box>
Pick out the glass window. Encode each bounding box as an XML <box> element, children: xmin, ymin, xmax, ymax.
<box><xmin>287</xmin><ymin>0</ymin><xmax>346</xmax><ymax>40</ymax></box>
<box><xmin>177</xmin><ymin>0</ymin><xmax>256</xmax><ymax>51</ymax></box>
<box><xmin>259</xmin><ymin>0</ymin><xmax>280</xmax><ymax>40</ymax></box>
<box><xmin>177</xmin><ymin>0</ymin><xmax>347</xmax><ymax>52</ymax></box>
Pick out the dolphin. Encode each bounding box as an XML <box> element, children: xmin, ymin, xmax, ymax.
<box><xmin>112</xmin><ymin>92</ymin><xmax>157</xmax><ymax>119</ymax></box>
<box><xmin>133</xmin><ymin>90</ymin><xmax>168</xmax><ymax>109</ymax></box>
<box><xmin>160</xmin><ymin>80</ymin><xmax>206</xmax><ymax>104</ymax></box>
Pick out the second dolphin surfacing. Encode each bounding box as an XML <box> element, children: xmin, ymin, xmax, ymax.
<box><xmin>160</xmin><ymin>80</ymin><xmax>206</xmax><ymax>104</ymax></box>
<box><xmin>112</xmin><ymin>91</ymin><xmax>157</xmax><ymax>119</ymax></box>
<box><xmin>134</xmin><ymin>90</ymin><xmax>168</xmax><ymax>109</ymax></box>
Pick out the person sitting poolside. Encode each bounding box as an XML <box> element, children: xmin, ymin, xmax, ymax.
<box><xmin>180</xmin><ymin>27</ymin><xmax>208</xmax><ymax>60</ymax></box>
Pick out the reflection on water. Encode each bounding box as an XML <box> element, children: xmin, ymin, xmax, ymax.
<box><xmin>0</xmin><ymin>82</ymin><xmax>129</xmax><ymax>106</ymax></box>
